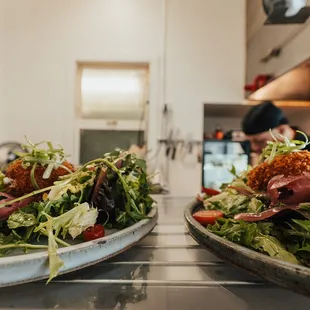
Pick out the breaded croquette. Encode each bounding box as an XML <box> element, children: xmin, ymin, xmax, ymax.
<box><xmin>5</xmin><ymin>159</ymin><xmax>75</xmax><ymax>197</ymax></box>
<box><xmin>247</xmin><ymin>151</ymin><xmax>310</xmax><ymax>191</ymax></box>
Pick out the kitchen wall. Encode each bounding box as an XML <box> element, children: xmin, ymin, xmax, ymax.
<box><xmin>0</xmin><ymin>0</ymin><xmax>5</xmax><ymax>143</ymax></box>
<box><xmin>1</xmin><ymin>0</ymin><xmax>246</xmax><ymax>196</ymax></box>
<box><xmin>246</xmin><ymin>0</ymin><xmax>310</xmax><ymax>84</ymax></box>
<box><xmin>288</xmin><ymin>110</ymin><xmax>310</xmax><ymax>134</ymax></box>
<box><xmin>163</xmin><ymin>0</ymin><xmax>246</xmax><ymax>195</ymax></box>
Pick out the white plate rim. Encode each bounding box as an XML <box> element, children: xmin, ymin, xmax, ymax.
<box><xmin>0</xmin><ymin>206</ymin><xmax>157</xmax><ymax>266</ymax></box>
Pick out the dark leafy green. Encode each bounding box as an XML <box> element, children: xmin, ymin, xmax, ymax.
<box><xmin>0</xmin><ymin>233</ymin><xmax>17</xmax><ymax>256</ymax></box>
<box><xmin>207</xmin><ymin>207</ymin><xmax>310</xmax><ymax>266</ymax></box>
<box><xmin>90</xmin><ymin>150</ymin><xmax>154</xmax><ymax>228</ymax></box>
<box><xmin>208</xmin><ymin>218</ymin><xmax>299</xmax><ymax>264</ymax></box>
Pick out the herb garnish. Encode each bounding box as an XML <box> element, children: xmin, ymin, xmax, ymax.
<box><xmin>260</xmin><ymin>130</ymin><xmax>309</xmax><ymax>163</ymax></box>
<box><xmin>14</xmin><ymin>137</ymin><xmax>72</xmax><ymax>189</ymax></box>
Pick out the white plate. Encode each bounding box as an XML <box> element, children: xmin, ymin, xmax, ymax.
<box><xmin>0</xmin><ymin>206</ymin><xmax>158</xmax><ymax>287</ymax></box>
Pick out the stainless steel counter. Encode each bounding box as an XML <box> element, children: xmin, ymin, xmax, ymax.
<box><xmin>1</xmin><ymin>196</ymin><xmax>310</xmax><ymax>309</ymax></box>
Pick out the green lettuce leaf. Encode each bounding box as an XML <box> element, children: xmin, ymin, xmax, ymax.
<box><xmin>7</xmin><ymin>211</ymin><xmax>36</xmax><ymax>229</ymax></box>
<box><xmin>36</xmin><ymin>202</ymin><xmax>98</xmax><ymax>239</ymax></box>
<box><xmin>247</xmin><ymin>197</ymin><xmax>265</xmax><ymax>213</ymax></box>
<box><xmin>252</xmin><ymin>235</ymin><xmax>298</xmax><ymax>264</ymax></box>
<box><xmin>292</xmin><ymin>219</ymin><xmax>310</xmax><ymax>232</ymax></box>
<box><xmin>299</xmin><ymin>203</ymin><xmax>310</xmax><ymax>212</ymax></box>
<box><xmin>284</xmin><ymin>219</ymin><xmax>310</xmax><ymax>240</ymax></box>
<box><xmin>46</xmin><ymin>219</ymin><xmax>64</xmax><ymax>284</ymax></box>
<box><xmin>0</xmin><ymin>233</ymin><xmax>16</xmax><ymax>256</ymax></box>
<box><xmin>204</xmin><ymin>190</ymin><xmax>265</xmax><ymax>217</ymax></box>
<box><xmin>204</xmin><ymin>191</ymin><xmax>250</xmax><ymax>217</ymax></box>
<box><xmin>209</xmin><ymin>218</ymin><xmax>299</xmax><ymax>265</ymax></box>
<box><xmin>48</xmin><ymin>171</ymin><xmax>96</xmax><ymax>201</ymax></box>
<box><xmin>34</xmin><ymin>202</ymin><xmax>98</xmax><ymax>282</ymax></box>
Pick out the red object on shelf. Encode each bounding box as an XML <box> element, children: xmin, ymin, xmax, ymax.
<box><xmin>213</xmin><ymin>125</ymin><xmax>224</xmax><ymax>140</ymax></box>
<box><xmin>244</xmin><ymin>74</ymin><xmax>273</xmax><ymax>92</ymax></box>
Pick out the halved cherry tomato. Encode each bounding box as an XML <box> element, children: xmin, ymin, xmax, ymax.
<box><xmin>202</xmin><ymin>187</ymin><xmax>220</xmax><ymax>196</ymax></box>
<box><xmin>193</xmin><ymin>210</ymin><xmax>224</xmax><ymax>225</ymax></box>
<box><xmin>83</xmin><ymin>224</ymin><xmax>105</xmax><ymax>241</ymax></box>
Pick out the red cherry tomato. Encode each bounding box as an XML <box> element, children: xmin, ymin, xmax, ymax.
<box><xmin>83</xmin><ymin>224</ymin><xmax>105</xmax><ymax>241</ymax></box>
<box><xmin>202</xmin><ymin>187</ymin><xmax>220</xmax><ymax>196</ymax></box>
<box><xmin>193</xmin><ymin>210</ymin><xmax>224</xmax><ymax>225</ymax></box>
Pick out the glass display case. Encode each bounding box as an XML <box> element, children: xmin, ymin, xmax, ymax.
<box><xmin>202</xmin><ymin>140</ymin><xmax>250</xmax><ymax>190</ymax></box>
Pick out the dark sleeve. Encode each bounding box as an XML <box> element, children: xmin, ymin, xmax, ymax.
<box><xmin>241</xmin><ymin>140</ymin><xmax>251</xmax><ymax>154</ymax></box>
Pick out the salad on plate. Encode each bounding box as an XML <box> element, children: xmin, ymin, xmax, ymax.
<box><xmin>194</xmin><ymin>130</ymin><xmax>310</xmax><ymax>267</ymax></box>
<box><xmin>0</xmin><ymin>137</ymin><xmax>154</xmax><ymax>282</ymax></box>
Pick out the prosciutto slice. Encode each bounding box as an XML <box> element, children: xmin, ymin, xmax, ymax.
<box><xmin>0</xmin><ymin>192</ymin><xmax>14</xmax><ymax>201</ymax></box>
<box><xmin>234</xmin><ymin>205</ymin><xmax>299</xmax><ymax>222</ymax></box>
<box><xmin>267</xmin><ymin>173</ymin><xmax>310</xmax><ymax>206</ymax></box>
<box><xmin>0</xmin><ymin>196</ymin><xmax>34</xmax><ymax>220</ymax></box>
<box><xmin>228</xmin><ymin>186</ymin><xmax>254</xmax><ymax>197</ymax></box>
<box><xmin>234</xmin><ymin>173</ymin><xmax>310</xmax><ymax>222</ymax></box>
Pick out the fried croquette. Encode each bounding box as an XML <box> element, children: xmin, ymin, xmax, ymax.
<box><xmin>5</xmin><ymin>159</ymin><xmax>75</xmax><ymax>197</ymax></box>
<box><xmin>247</xmin><ymin>151</ymin><xmax>310</xmax><ymax>191</ymax></box>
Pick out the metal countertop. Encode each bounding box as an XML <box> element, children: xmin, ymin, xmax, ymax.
<box><xmin>0</xmin><ymin>196</ymin><xmax>310</xmax><ymax>310</ymax></box>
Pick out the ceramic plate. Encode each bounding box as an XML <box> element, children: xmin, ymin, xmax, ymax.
<box><xmin>184</xmin><ymin>201</ymin><xmax>310</xmax><ymax>297</ymax></box>
<box><xmin>0</xmin><ymin>206</ymin><xmax>157</xmax><ymax>287</ymax></box>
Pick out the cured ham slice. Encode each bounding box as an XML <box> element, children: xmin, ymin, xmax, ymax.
<box><xmin>267</xmin><ymin>174</ymin><xmax>310</xmax><ymax>206</ymax></box>
<box><xmin>234</xmin><ymin>205</ymin><xmax>299</xmax><ymax>222</ymax></box>
<box><xmin>0</xmin><ymin>196</ymin><xmax>34</xmax><ymax>220</ymax></box>
<box><xmin>235</xmin><ymin>173</ymin><xmax>310</xmax><ymax>222</ymax></box>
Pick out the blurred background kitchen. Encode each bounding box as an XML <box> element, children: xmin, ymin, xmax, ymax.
<box><xmin>0</xmin><ymin>0</ymin><xmax>310</xmax><ymax>197</ymax></box>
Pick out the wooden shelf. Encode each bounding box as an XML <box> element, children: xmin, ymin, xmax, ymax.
<box><xmin>203</xmin><ymin>102</ymin><xmax>310</xmax><ymax>118</ymax></box>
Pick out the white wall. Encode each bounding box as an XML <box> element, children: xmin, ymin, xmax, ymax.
<box><xmin>0</xmin><ymin>0</ymin><xmax>5</xmax><ymax>143</ymax></box>
<box><xmin>2</xmin><ymin>0</ymin><xmax>162</xmax><ymax>150</ymax></box>
<box><xmin>246</xmin><ymin>0</ymin><xmax>310</xmax><ymax>84</ymax></box>
<box><xmin>1</xmin><ymin>0</ymin><xmax>246</xmax><ymax>197</ymax></box>
<box><xmin>165</xmin><ymin>0</ymin><xmax>245</xmax><ymax>135</ymax></box>
<box><xmin>165</xmin><ymin>0</ymin><xmax>246</xmax><ymax>195</ymax></box>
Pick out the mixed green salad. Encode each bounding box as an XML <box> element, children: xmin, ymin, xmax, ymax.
<box><xmin>195</xmin><ymin>131</ymin><xmax>310</xmax><ymax>267</ymax></box>
<box><xmin>0</xmin><ymin>138</ymin><xmax>154</xmax><ymax>282</ymax></box>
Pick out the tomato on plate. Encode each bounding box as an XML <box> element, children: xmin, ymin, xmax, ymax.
<box><xmin>83</xmin><ymin>224</ymin><xmax>105</xmax><ymax>241</ymax></box>
<box><xmin>192</xmin><ymin>210</ymin><xmax>224</xmax><ymax>225</ymax></box>
<box><xmin>201</xmin><ymin>187</ymin><xmax>220</xmax><ymax>196</ymax></box>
